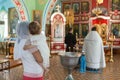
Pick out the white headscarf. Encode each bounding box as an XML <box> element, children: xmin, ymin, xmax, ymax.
<box><xmin>14</xmin><ymin>21</ymin><xmax>29</xmax><ymax>60</ymax></box>
<box><xmin>16</xmin><ymin>21</ymin><xmax>30</xmax><ymax>40</ymax></box>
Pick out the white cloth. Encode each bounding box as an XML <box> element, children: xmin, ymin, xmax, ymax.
<box><xmin>30</xmin><ymin>33</ymin><xmax>50</xmax><ymax>68</ymax></box>
<box><xmin>14</xmin><ymin>39</ymin><xmax>22</xmax><ymax>60</ymax></box>
<box><xmin>55</xmin><ymin>25</ymin><xmax>62</xmax><ymax>38</ymax></box>
<box><xmin>82</xmin><ymin>31</ymin><xmax>106</xmax><ymax>69</ymax></box>
<box><xmin>14</xmin><ymin>38</ymin><xmax>44</xmax><ymax>78</ymax></box>
<box><xmin>14</xmin><ymin>21</ymin><xmax>44</xmax><ymax>77</ymax></box>
<box><xmin>20</xmin><ymin>39</ymin><xmax>44</xmax><ymax>77</ymax></box>
<box><xmin>14</xmin><ymin>21</ymin><xmax>29</xmax><ymax>60</ymax></box>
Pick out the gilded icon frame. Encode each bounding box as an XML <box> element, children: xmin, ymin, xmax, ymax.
<box><xmin>72</xmin><ymin>2</ymin><xmax>80</xmax><ymax>14</ymax></box>
<box><xmin>81</xmin><ymin>1</ymin><xmax>89</xmax><ymax>13</ymax></box>
<box><xmin>32</xmin><ymin>10</ymin><xmax>42</xmax><ymax>24</ymax></box>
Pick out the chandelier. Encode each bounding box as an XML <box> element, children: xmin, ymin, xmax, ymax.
<box><xmin>92</xmin><ymin>0</ymin><xmax>104</xmax><ymax>16</ymax></box>
<box><xmin>97</xmin><ymin>0</ymin><xmax>103</xmax><ymax>4</ymax></box>
<box><xmin>92</xmin><ymin>7</ymin><xmax>102</xmax><ymax>16</ymax></box>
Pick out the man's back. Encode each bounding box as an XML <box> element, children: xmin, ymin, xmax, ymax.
<box><xmin>65</xmin><ymin>28</ymin><xmax>76</xmax><ymax>52</ymax></box>
<box><xmin>83</xmin><ymin>31</ymin><xmax>106</xmax><ymax>69</ymax></box>
<box><xmin>65</xmin><ymin>33</ymin><xmax>76</xmax><ymax>46</ymax></box>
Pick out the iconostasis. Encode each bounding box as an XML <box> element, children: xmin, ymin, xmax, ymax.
<box><xmin>62</xmin><ymin>0</ymin><xmax>120</xmax><ymax>45</ymax></box>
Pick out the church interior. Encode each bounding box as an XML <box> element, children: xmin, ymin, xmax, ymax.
<box><xmin>0</xmin><ymin>0</ymin><xmax>120</xmax><ymax>80</ymax></box>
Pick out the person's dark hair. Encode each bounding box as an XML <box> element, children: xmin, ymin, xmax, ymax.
<box><xmin>29</xmin><ymin>21</ymin><xmax>41</xmax><ymax>35</ymax></box>
<box><xmin>91</xmin><ymin>26</ymin><xmax>96</xmax><ymax>31</ymax></box>
<box><xmin>68</xmin><ymin>28</ymin><xmax>73</xmax><ymax>32</ymax></box>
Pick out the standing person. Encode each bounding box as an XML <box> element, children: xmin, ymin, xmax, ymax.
<box><xmin>14</xmin><ymin>21</ymin><xmax>45</xmax><ymax>80</ymax></box>
<box><xmin>65</xmin><ymin>28</ymin><xmax>76</xmax><ymax>52</ymax></box>
<box><xmin>24</xmin><ymin>21</ymin><xmax>50</xmax><ymax>80</ymax></box>
<box><xmin>82</xmin><ymin>26</ymin><xmax>106</xmax><ymax>72</ymax></box>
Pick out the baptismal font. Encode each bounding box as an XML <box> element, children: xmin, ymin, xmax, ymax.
<box><xmin>60</xmin><ymin>33</ymin><xmax>81</xmax><ymax>80</ymax></box>
<box><xmin>59</xmin><ymin>52</ymin><xmax>80</xmax><ymax>80</ymax></box>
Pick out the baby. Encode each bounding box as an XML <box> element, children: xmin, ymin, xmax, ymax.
<box><xmin>24</xmin><ymin>21</ymin><xmax>50</xmax><ymax>79</ymax></box>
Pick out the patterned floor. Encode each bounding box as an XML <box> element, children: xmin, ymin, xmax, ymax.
<box><xmin>0</xmin><ymin>52</ymin><xmax>120</xmax><ymax>80</ymax></box>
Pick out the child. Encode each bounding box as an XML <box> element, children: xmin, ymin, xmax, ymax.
<box><xmin>24</xmin><ymin>21</ymin><xmax>50</xmax><ymax>79</ymax></box>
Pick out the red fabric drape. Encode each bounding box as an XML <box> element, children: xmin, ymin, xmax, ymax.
<box><xmin>92</xmin><ymin>19</ymin><xmax>107</xmax><ymax>25</ymax></box>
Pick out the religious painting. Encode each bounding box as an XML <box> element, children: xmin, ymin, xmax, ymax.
<box><xmin>33</xmin><ymin>10</ymin><xmax>42</xmax><ymax>24</ymax></box>
<box><xmin>81</xmin><ymin>24</ymin><xmax>89</xmax><ymax>38</ymax></box>
<box><xmin>8</xmin><ymin>7</ymin><xmax>19</xmax><ymax>35</ymax></box>
<box><xmin>72</xmin><ymin>2</ymin><xmax>80</xmax><ymax>14</ymax></box>
<box><xmin>111</xmin><ymin>14</ymin><xmax>120</xmax><ymax>20</ymax></box>
<box><xmin>73</xmin><ymin>24</ymin><xmax>79</xmax><ymax>37</ymax></box>
<box><xmin>63</xmin><ymin>3</ymin><xmax>71</xmax><ymax>12</ymax></box>
<box><xmin>81</xmin><ymin>1</ymin><xmax>89</xmax><ymax>13</ymax></box>
<box><xmin>112</xmin><ymin>0</ymin><xmax>120</xmax><ymax>11</ymax></box>
<box><xmin>54</xmin><ymin>23</ymin><xmax>63</xmax><ymax>38</ymax></box>
<box><xmin>111</xmin><ymin>23</ymin><xmax>120</xmax><ymax>38</ymax></box>
<box><xmin>51</xmin><ymin>13</ymin><xmax>65</xmax><ymax>41</ymax></box>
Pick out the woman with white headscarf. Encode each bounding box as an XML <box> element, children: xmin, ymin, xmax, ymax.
<box><xmin>14</xmin><ymin>21</ymin><xmax>44</xmax><ymax>80</ymax></box>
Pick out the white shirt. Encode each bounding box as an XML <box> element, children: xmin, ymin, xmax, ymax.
<box><xmin>15</xmin><ymin>39</ymin><xmax>44</xmax><ymax>77</ymax></box>
<box><xmin>30</xmin><ymin>33</ymin><xmax>50</xmax><ymax>69</ymax></box>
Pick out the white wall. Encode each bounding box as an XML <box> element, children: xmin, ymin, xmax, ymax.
<box><xmin>0</xmin><ymin>11</ymin><xmax>8</xmax><ymax>40</ymax></box>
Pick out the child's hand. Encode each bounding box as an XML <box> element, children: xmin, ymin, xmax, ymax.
<box><xmin>44</xmin><ymin>68</ymin><xmax>49</xmax><ymax>75</ymax></box>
